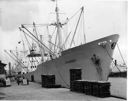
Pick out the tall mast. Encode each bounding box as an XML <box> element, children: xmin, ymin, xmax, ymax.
<box><xmin>55</xmin><ymin>0</ymin><xmax>62</xmax><ymax>52</ymax></box>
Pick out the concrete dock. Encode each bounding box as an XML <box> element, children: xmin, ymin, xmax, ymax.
<box><xmin>0</xmin><ymin>80</ymin><xmax>126</xmax><ymax>100</ymax></box>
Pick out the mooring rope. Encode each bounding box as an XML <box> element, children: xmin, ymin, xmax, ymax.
<box><xmin>104</xmin><ymin>46</ymin><xmax>121</xmax><ymax>72</ymax></box>
<box><xmin>117</xmin><ymin>43</ymin><xmax>127</xmax><ymax>68</ymax></box>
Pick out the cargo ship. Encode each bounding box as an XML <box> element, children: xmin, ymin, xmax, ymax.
<box><xmin>21</xmin><ymin>1</ymin><xmax>119</xmax><ymax>88</ymax></box>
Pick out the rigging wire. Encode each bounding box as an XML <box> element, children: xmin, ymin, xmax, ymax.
<box><xmin>33</xmin><ymin>22</ymin><xmax>41</xmax><ymax>51</ymax></box>
<box><xmin>47</xmin><ymin>26</ymin><xmax>53</xmax><ymax>52</ymax></box>
<box><xmin>51</xmin><ymin>27</ymin><xmax>57</xmax><ymax>37</ymax></box>
<box><xmin>48</xmin><ymin>41</ymin><xmax>63</xmax><ymax>50</ymax></box>
<box><xmin>4</xmin><ymin>50</ymin><xmax>24</xmax><ymax>71</ymax></box>
<box><xmin>62</xmin><ymin>31</ymin><xmax>71</xmax><ymax>49</ymax></box>
<box><xmin>105</xmin><ymin>46</ymin><xmax>121</xmax><ymax>72</ymax></box>
<box><xmin>54</xmin><ymin>29</ymin><xmax>58</xmax><ymax>53</ymax></box>
<box><xmin>67</xmin><ymin>7</ymin><xmax>82</xmax><ymax>22</ymax></box>
<box><xmin>70</xmin><ymin>7</ymin><xmax>84</xmax><ymax>48</ymax></box>
<box><xmin>20</xmin><ymin>26</ymin><xmax>57</xmax><ymax>63</ymax></box>
<box><xmin>28</xmin><ymin>57</ymin><xmax>32</xmax><ymax>71</ymax></box>
<box><xmin>20</xmin><ymin>27</ymin><xmax>49</xmax><ymax>56</ymax></box>
<box><xmin>23</xmin><ymin>30</ymin><xmax>41</xmax><ymax>64</ymax></box>
<box><xmin>117</xmin><ymin>43</ymin><xmax>127</xmax><ymax>68</ymax></box>
<box><xmin>18</xmin><ymin>6</ymin><xmax>86</xmax><ymax>86</ymax></box>
<box><xmin>82</xmin><ymin>8</ymin><xmax>86</xmax><ymax>43</ymax></box>
<box><xmin>6</xmin><ymin>50</ymin><xmax>27</xmax><ymax>70</ymax></box>
<box><xmin>33</xmin><ymin>22</ymin><xmax>39</xmax><ymax>40</ymax></box>
<box><xmin>19</xmin><ymin>31</ymin><xmax>27</xmax><ymax>57</ymax></box>
<box><xmin>20</xmin><ymin>28</ymin><xmax>45</xmax><ymax>56</ymax></box>
<box><xmin>24</xmin><ymin>26</ymin><xmax>39</xmax><ymax>66</ymax></box>
<box><xmin>10</xmin><ymin>50</ymin><xmax>26</xmax><ymax>68</ymax></box>
<box><xmin>20</xmin><ymin>28</ymin><xmax>32</xmax><ymax>51</ymax></box>
<box><xmin>4</xmin><ymin>50</ymin><xmax>19</xmax><ymax>65</ymax></box>
<box><xmin>21</xmin><ymin>25</ymin><xmax>55</xmax><ymax>55</ymax></box>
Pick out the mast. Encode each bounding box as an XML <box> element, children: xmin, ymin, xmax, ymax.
<box><xmin>55</xmin><ymin>0</ymin><xmax>62</xmax><ymax>52</ymax></box>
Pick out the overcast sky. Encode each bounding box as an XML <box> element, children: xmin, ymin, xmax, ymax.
<box><xmin>0</xmin><ymin>0</ymin><xmax>127</xmax><ymax>65</ymax></box>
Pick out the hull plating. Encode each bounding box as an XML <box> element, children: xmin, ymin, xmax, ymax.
<box><xmin>24</xmin><ymin>34</ymin><xmax>119</xmax><ymax>88</ymax></box>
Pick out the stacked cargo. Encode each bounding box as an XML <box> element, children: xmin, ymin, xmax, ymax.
<box><xmin>70</xmin><ymin>80</ymin><xmax>111</xmax><ymax>98</ymax></box>
<box><xmin>41</xmin><ymin>75</ymin><xmax>61</xmax><ymax>88</ymax></box>
<box><xmin>91</xmin><ymin>81</ymin><xmax>111</xmax><ymax>97</ymax></box>
<box><xmin>83</xmin><ymin>80</ymin><xmax>92</xmax><ymax>95</ymax></box>
<box><xmin>70</xmin><ymin>80</ymin><xmax>91</xmax><ymax>94</ymax></box>
<box><xmin>69</xmin><ymin>69</ymin><xmax>110</xmax><ymax>97</ymax></box>
<box><xmin>70</xmin><ymin>80</ymin><xmax>84</xmax><ymax>93</ymax></box>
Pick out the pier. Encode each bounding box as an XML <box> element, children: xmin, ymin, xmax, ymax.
<box><xmin>0</xmin><ymin>77</ymin><xmax>126</xmax><ymax>100</ymax></box>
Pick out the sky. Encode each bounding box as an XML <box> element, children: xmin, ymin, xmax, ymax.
<box><xmin>0</xmin><ymin>0</ymin><xmax>127</xmax><ymax>66</ymax></box>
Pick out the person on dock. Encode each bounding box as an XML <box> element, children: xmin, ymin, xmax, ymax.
<box><xmin>16</xmin><ymin>77</ymin><xmax>20</xmax><ymax>85</ymax></box>
<box><xmin>27</xmin><ymin>79</ymin><xmax>29</xmax><ymax>85</ymax></box>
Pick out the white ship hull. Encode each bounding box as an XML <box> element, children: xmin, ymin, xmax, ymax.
<box><xmin>24</xmin><ymin>34</ymin><xmax>119</xmax><ymax>88</ymax></box>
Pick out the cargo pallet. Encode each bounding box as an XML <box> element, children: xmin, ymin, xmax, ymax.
<box><xmin>70</xmin><ymin>80</ymin><xmax>111</xmax><ymax>98</ymax></box>
<box><xmin>41</xmin><ymin>75</ymin><xmax>61</xmax><ymax>88</ymax></box>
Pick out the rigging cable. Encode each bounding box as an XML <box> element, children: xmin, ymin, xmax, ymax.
<box><xmin>54</xmin><ymin>28</ymin><xmax>58</xmax><ymax>53</ymax></box>
<box><xmin>23</xmin><ymin>28</ymin><xmax>42</xmax><ymax>62</ymax></box>
<box><xmin>51</xmin><ymin>27</ymin><xmax>57</xmax><ymax>37</ymax></box>
<box><xmin>68</xmin><ymin>7</ymin><xmax>82</xmax><ymax>22</ymax></box>
<box><xmin>62</xmin><ymin>31</ymin><xmax>71</xmax><ymax>49</ymax></box>
<box><xmin>33</xmin><ymin>22</ymin><xmax>41</xmax><ymax>51</ymax></box>
<box><xmin>20</xmin><ymin>27</ymin><xmax>46</xmax><ymax>53</ymax></box>
<box><xmin>19</xmin><ymin>31</ymin><xmax>27</xmax><ymax>57</ymax></box>
<box><xmin>4</xmin><ymin>50</ymin><xmax>20</xmax><ymax>66</ymax></box>
<box><xmin>28</xmin><ymin>57</ymin><xmax>32</xmax><ymax>70</ymax></box>
<box><xmin>21</xmin><ymin>25</ymin><xmax>55</xmax><ymax>55</ymax></box>
<box><xmin>10</xmin><ymin>50</ymin><xmax>27</xmax><ymax>68</ymax></box>
<box><xmin>48</xmin><ymin>41</ymin><xmax>63</xmax><ymax>51</ymax></box>
<box><xmin>70</xmin><ymin>7</ymin><xmax>84</xmax><ymax>48</ymax></box>
<box><xmin>20</xmin><ymin>26</ymin><xmax>58</xmax><ymax>63</ymax></box>
<box><xmin>33</xmin><ymin>22</ymin><xmax>39</xmax><ymax>40</ymax></box>
<box><xmin>117</xmin><ymin>43</ymin><xmax>127</xmax><ymax>68</ymax></box>
<box><xmin>82</xmin><ymin>8</ymin><xmax>86</xmax><ymax>43</ymax></box>
<box><xmin>5</xmin><ymin>50</ymin><xmax>27</xmax><ymax>70</ymax></box>
<box><xmin>104</xmin><ymin>46</ymin><xmax>121</xmax><ymax>72</ymax></box>
<box><xmin>20</xmin><ymin>28</ymin><xmax>32</xmax><ymax>51</ymax></box>
<box><xmin>32</xmin><ymin>28</ymin><xmax>42</xmax><ymax>61</ymax></box>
